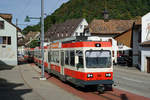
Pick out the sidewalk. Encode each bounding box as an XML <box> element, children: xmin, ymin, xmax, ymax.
<box><xmin>0</xmin><ymin>63</ymin><xmax>82</xmax><ymax>100</ymax></box>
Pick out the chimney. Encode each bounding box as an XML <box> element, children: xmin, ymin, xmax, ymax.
<box><xmin>103</xmin><ymin>9</ymin><xmax>109</xmax><ymax>22</ymax></box>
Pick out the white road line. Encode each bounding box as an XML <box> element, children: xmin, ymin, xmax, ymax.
<box><xmin>117</xmin><ymin>76</ymin><xmax>143</xmax><ymax>83</ymax></box>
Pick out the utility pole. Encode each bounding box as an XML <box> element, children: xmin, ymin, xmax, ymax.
<box><xmin>16</xmin><ymin>18</ymin><xmax>18</xmax><ymax>65</ymax></box>
<box><xmin>40</xmin><ymin>0</ymin><xmax>46</xmax><ymax>80</ymax></box>
<box><xmin>24</xmin><ymin>0</ymin><xmax>46</xmax><ymax>80</ymax></box>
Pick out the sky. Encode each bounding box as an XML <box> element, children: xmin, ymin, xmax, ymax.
<box><xmin>0</xmin><ymin>0</ymin><xmax>69</xmax><ymax>29</ymax></box>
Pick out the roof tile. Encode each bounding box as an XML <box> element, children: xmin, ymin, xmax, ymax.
<box><xmin>88</xmin><ymin>19</ymin><xmax>134</xmax><ymax>34</ymax></box>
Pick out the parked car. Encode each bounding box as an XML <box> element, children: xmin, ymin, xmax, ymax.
<box><xmin>116</xmin><ymin>55</ymin><xmax>132</xmax><ymax>66</ymax></box>
<box><xmin>117</xmin><ymin>57</ymin><xmax>127</xmax><ymax>66</ymax></box>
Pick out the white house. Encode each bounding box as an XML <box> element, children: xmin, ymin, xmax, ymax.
<box><xmin>140</xmin><ymin>12</ymin><xmax>150</xmax><ymax>73</ymax></box>
<box><xmin>0</xmin><ymin>15</ymin><xmax>18</xmax><ymax>65</ymax></box>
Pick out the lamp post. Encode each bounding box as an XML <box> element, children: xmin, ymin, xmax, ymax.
<box><xmin>40</xmin><ymin>0</ymin><xmax>46</xmax><ymax>80</ymax></box>
<box><xmin>24</xmin><ymin>0</ymin><xmax>46</xmax><ymax>80</ymax></box>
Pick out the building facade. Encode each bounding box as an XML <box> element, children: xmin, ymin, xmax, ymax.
<box><xmin>0</xmin><ymin>15</ymin><xmax>18</xmax><ymax>65</ymax></box>
<box><xmin>140</xmin><ymin>13</ymin><xmax>150</xmax><ymax>73</ymax></box>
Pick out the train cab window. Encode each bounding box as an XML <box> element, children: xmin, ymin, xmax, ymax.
<box><xmin>76</xmin><ymin>50</ymin><xmax>83</xmax><ymax>68</ymax></box>
<box><xmin>65</xmin><ymin>51</ymin><xmax>69</xmax><ymax>65</ymax></box>
<box><xmin>85</xmin><ymin>50</ymin><xmax>111</xmax><ymax>68</ymax></box>
<box><xmin>70</xmin><ymin>50</ymin><xmax>75</xmax><ymax>67</ymax></box>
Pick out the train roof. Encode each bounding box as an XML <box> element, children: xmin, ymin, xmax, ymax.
<box><xmin>50</xmin><ymin>36</ymin><xmax>112</xmax><ymax>49</ymax></box>
<box><xmin>52</xmin><ymin>36</ymin><xmax>112</xmax><ymax>43</ymax></box>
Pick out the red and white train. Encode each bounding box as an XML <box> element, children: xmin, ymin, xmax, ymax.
<box><xmin>24</xmin><ymin>36</ymin><xmax>114</xmax><ymax>93</ymax></box>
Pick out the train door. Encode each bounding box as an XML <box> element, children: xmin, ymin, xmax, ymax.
<box><xmin>61</xmin><ymin>51</ymin><xmax>65</xmax><ymax>75</ymax></box>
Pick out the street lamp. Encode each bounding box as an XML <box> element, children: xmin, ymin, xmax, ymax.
<box><xmin>24</xmin><ymin>16</ymin><xmax>41</xmax><ymax>22</ymax></box>
<box><xmin>24</xmin><ymin>0</ymin><xmax>46</xmax><ymax>80</ymax></box>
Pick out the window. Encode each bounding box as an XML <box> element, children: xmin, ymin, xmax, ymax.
<box><xmin>55</xmin><ymin>51</ymin><xmax>59</xmax><ymax>63</ymax></box>
<box><xmin>84</xmin><ymin>25</ymin><xmax>87</xmax><ymax>28</ymax></box>
<box><xmin>8</xmin><ymin>37</ymin><xmax>11</xmax><ymax>45</ymax></box>
<box><xmin>112</xmin><ymin>51</ymin><xmax>114</xmax><ymax>57</ymax></box>
<box><xmin>80</xmin><ymin>33</ymin><xmax>83</xmax><ymax>36</ymax></box>
<box><xmin>85</xmin><ymin>50</ymin><xmax>111</xmax><ymax>68</ymax></box>
<box><xmin>76</xmin><ymin>50</ymin><xmax>83</xmax><ymax>68</ymax></box>
<box><xmin>0</xmin><ymin>36</ymin><xmax>11</xmax><ymax>45</ymax></box>
<box><xmin>65</xmin><ymin>51</ymin><xmax>69</xmax><ymax>65</ymax></box>
<box><xmin>0</xmin><ymin>21</ymin><xmax>4</xmax><ymax>29</ymax></box>
<box><xmin>48</xmin><ymin>51</ymin><xmax>51</xmax><ymax>62</ymax></box>
<box><xmin>80</xmin><ymin>25</ymin><xmax>82</xmax><ymax>29</ymax></box>
<box><xmin>70</xmin><ymin>50</ymin><xmax>75</xmax><ymax>66</ymax></box>
<box><xmin>50</xmin><ymin>51</ymin><xmax>59</xmax><ymax>63</ymax></box>
<box><xmin>57</xmin><ymin>34</ymin><xmax>59</xmax><ymax>37</ymax></box>
<box><xmin>75</xmin><ymin>32</ymin><xmax>78</xmax><ymax>36</ymax></box>
<box><xmin>0</xmin><ymin>37</ymin><xmax>2</xmax><ymax>44</ymax></box>
<box><xmin>3</xmin><ymin>37</ymin><xmax>6</xmax><ymax>44</ymax></box>
<box><xmin>51</xmin><ymin>51</ymin><xmax>54</xmax><ymax>62</ymax></box>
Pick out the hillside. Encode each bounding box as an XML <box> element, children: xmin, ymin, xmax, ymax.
<box><xmin>23</xmin><ymin>0</ymin><xmax>150</xmax><ymax>35</ymax></box>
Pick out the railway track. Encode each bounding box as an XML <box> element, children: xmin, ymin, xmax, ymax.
<box><xmin>92</xmin><ymin>91</ymin><xmax>127</xmax><ymax>100</ymax></box>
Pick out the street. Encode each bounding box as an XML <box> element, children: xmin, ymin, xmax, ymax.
<box><xmin>114</xmin><ymin>65</ymin><xmax>150</xmax><ymax>98</ymax></box>
<box><xmin>0</xmin><ymin>61</ymin><xmax>150</xmax><ymax>100</ymax></box>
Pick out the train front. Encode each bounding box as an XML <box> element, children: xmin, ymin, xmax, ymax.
<box><xmin>75</xmin><ymin>41</ymin><xmax>113</xmax><ymax>93</ymax></box>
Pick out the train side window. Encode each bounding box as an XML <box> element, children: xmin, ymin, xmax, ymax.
<box><xmin>70</xmin><ymin>50</ymin><xmax>75</xmax><ymax>67</ymax></box>
<box><xmin>51</xmin><ymin>51</ymin><xmax>54</xmax><ymax>62</ymax></box>
<box><xmin>65</xmin><ymin>51</ymin><xmax>69</xmax><ymax>65</ymax></box>
<box><xmin>76</xmin><ymin>50</ymin><xmax>83</xmax><ymax>68</ymax></box>
<box><xmin>53</xmin><ymin>51</ymin><xmax>55</xmax><ymax>62</ymax></box>
<box><xmin>48</xmin><ymin>51</ymin><xmax>51</xmax><ymax>62</ymax></box>
<box><xmin>54</xmin><ymin>51</ymin><xmax>56</xmax><ymax>62</ymax></box>
<box><xmin>50</xmin><ymin>51</ymin><xmax>52</xmax><ymax>62</ymax></box>
<box><xmin>56</xmin><ymin>51</ymin><xmax>59</xmax><ymax>63</ymax></box>
<box><xmin>54</xmin><ymin>51</ymin><xmax>59</xmax><ymax>63</ymax></box>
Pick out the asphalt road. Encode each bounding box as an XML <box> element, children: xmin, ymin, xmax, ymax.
<box><xmin>113</xmin><ymin>65</ymin><xmax>150</xmax><ymax>98</ymax></box>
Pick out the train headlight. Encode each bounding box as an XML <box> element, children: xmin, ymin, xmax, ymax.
<box><xmin>95</xmin><ymin>43</ymin><xmax>101</xmax><ymax>47</ymax></box>
<box><xmin>105</xmin><ymin>73</ymin><xmax>111</xmax><ymax>77</ymax></box>
<box><xmin>87</xmin><ymin>74</ymin><xmax>93</xmax><ymax>78</ymax></box>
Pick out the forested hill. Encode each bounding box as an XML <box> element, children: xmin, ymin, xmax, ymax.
<box><xmin>23</xmin><ymin>0</ymin><xmax>150</xmax><ymax>34</ymax></box>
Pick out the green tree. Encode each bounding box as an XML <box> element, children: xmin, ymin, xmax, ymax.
<box><xmin>29</xmin><ymin>40</ymin><xmax>40</xmax><ymax>48</ymax></box>
<box><xmin>23</xmin><ymin>0</ymin><xmax>150</xmax><ymax>33</ymax></box>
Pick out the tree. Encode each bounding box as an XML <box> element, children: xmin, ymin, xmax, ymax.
<box><xmin>29</xmin><ymin>40</ymin><xmax>40</xmax><ymax>48</ymax></box>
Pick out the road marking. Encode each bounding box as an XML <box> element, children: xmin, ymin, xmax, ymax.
<box><xmin>119</xmin><ymin>76</ymin><xmax>143</xmax><ymax>83</ymax></box>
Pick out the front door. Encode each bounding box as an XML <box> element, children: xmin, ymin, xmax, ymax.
<box><xmin>147</xmin><ymin>57</ymin><xmax>150</xmax><ymax>73</ymax></box>
<box><xmin>61</xmin><ymin>51</ymin><xmax>65</xmax><ymax>75</ymax></box>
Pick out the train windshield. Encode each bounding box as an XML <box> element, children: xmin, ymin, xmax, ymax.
<box><xmin>85</xmin><ymin>50</ymin><xmax>111</xmax><ymax>68</ymax></box>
